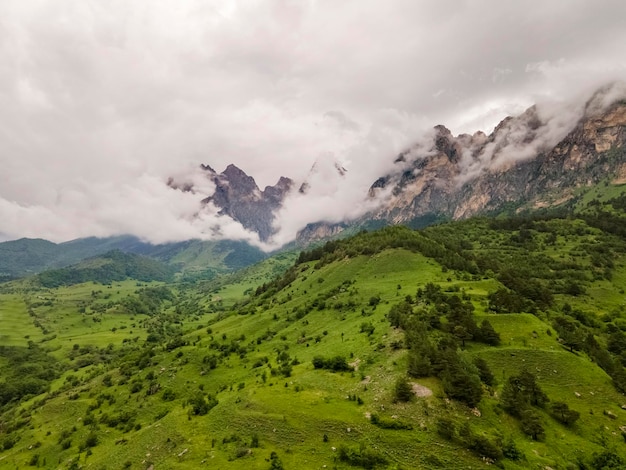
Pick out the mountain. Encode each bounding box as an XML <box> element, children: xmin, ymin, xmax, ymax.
<box><xmin>4</xmin><ymin>86</ymin><xmax>624</xmax><ymax>277</ymax></box>
<box><xmin>176</xmin><ymin>86</ymin><xmax>625</xmax><ymax>247</ymax></box>
<box><xmin>367</xmin><ymin>91</ymin><xmax>626</xmax><ymax>226</ymax></box>
<box><xmin>0</xmin><ymin>236</ymin><xmax>150</xmax><ymax>281</ymax></box>
<box><xmin>37</xmin><ymin>250</ymin><xmax>174</xmax><ymax>288</ymax></box>
<box><xmin>297</xmin><ymin>88</ymin><xmax>626</xmax><ymax>242</ymax></box>
<box><xmin>0</xmin><ymin>236</ymin><xmax>266</xmax><ymax>281</ymax></box>
<box><xmin>200</xmin><ymin>164</ymin><xmax>293</xmax><ymax>242</ymax></box>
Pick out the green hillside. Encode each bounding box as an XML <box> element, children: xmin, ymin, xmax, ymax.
<box><xmin>1</xmin><ymin>216</ymin><xmax>626</xmax><ymax>469</ymax></box>
<box><xmin>36</xmin><ymin>251</ymin><xmax>175</xmax><ymax>288</ymax></box>
<box><xmin>0</xmin><ymin>237</ymin><xmax>267</xmax><ymax>282</ymax></box>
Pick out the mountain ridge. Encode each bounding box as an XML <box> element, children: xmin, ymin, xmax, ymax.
<box><xmin>200</xmin><ymin>164</ymin><xmax>294</xmax><ymax>242</ymax></box>
<box><xmin>0</xmin><ymin>236</ymin><xmax>266</xmax><ymax>281</ymax></box>
<box><xmin>170</xmin><ymin>85</ymin><xmax>626</xmax><ymax>245</ymax></box>
<box><xmin>302</xmin><ymin>91</ymin><xmax>626</xmax><ymax>242</ymax></box>
<box><xmin>3</xmin><ymin>86</ymin><xmax>625</xmax><ymax>275</ymax></box>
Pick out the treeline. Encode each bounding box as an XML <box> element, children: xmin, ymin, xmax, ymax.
<box><xmin>0</xmin><ymin>345</ymin><xmax>63</xmax><ymax>407</ymax></box>
<box><xmin>306</xmin><ymin>215</ymin><xmax>624</xmax><ymax>313</ymax></box>
<box><xmin>387</xmin><ymin>284</ymin><xmax>500</xmax><ymax>408</ymax></box>
<box><xmin>38</xmin><ymin>250</ymin><xmax>174</xmax><ymax>288</ymax></box>
<box><xmin>296</xmin><ymin>225</ymin><xmax>478</xmax><ymax>273</ymax></box>
<box><xmin>121</xmin><ymin>286</ymin><xmax>176</xmax><ymax>316</ymax></box>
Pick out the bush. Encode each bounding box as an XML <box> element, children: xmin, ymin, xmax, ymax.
<box><xmin>311</xmin><ymin>355</ymin><xmax>353</xmax><ymax>372</ymax></box>
<box><xmin>189</xmin><ymin>392</ymin><xmax>218</xmax><ymax>416</ymax></box>
<box><xmin>338</xmin><ymin>444</ymin><xmax>388</xmax><ymax>469</ymax></box>
<box><xmin>502</xmin><ymin>438</ymin><xmax>524</xmax><ymax>461</ymax></box>
<box><xmin>82</xmin><ymin>432</ymin><xmax>98</xmax><ymax>450</ymax></box>
<box><xmin>468</xmin><ymin>434</ymin><xmax>502</xmax><ymax>461</ymax></box>
<box><xmin>520</xmin><ymin>410</ymin><xmax>544</xmax><ymax>441</ymax></box>
<box><xmin>436</xmin><ymin>417</ymin><xmax>455</xmax><ymax>441</ymax></box>
<box><xmin>162</xmin><ymin>388</ymin><xmax>176</xmax><ymax>401</ymax></box>
<box><xmin>393</xmin><ymin>376</ymin><xmax>413</xmax><ymax>403</ymax></box>
<box><xmin>269</xmin><ymin>451</ymin><xmax>284</xmax><ymax>470</ymax></box>
<box><xmin>549</xmin><ymin>401</ymin><xmax>580</xmax><ymax>426</ymax></box>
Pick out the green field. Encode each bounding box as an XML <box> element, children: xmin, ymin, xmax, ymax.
<box><xmin>2</xmin><ymin>217</ymin><xmax>626</xmax><ymax>469</ymax></box>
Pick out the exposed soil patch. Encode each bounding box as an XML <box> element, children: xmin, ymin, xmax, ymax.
<box><xmin>411</xmin><ymin>382</ymin><xmax>433</xmax><ymax>397</ymax></box>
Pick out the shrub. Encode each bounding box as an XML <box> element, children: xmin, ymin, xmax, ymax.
<box><xmin>436</xmin><ymin>417</ymin><xmax>455</xmax><ymax>441</ymax></box>
<box><xmin>393</xmin><ymin>376</ymin><xmax>414</xmax><ymax>403</ymax></box>
<box><xmin>311</xmin><ymin>355</ymin><xmax>353</xmax><ymax>372</ymax></box>
<box><xmin>338</xmin><ymin>444</ymin><xmax>387</xmax><ymax>469</ymax></box>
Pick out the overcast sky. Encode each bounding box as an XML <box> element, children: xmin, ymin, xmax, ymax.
<box><xmin>1</xmin><ymin>0</ymin><xmax>625</xmax><ymax>246</ymax></box>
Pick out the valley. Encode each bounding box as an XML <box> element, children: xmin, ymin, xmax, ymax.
<box><xmin>2</xmin><ymin>209</ymin><xmax>626</xmax><ymax>468</ymax></box>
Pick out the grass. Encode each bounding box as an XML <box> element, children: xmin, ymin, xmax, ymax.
<box><xmin>0</xmin><ymin>295</ymin><xmax>44</xmax><ymax>346</ymax></box>
<box><xmin>2</xmin><ymin>220</ymin><xmax>626</xmax><ymax>468</ymax></box>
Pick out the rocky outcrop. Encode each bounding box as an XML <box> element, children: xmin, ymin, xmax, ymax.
<box><xmin>296</xmin><ymin>222</ymin><xmax>348</xmax><ymax>245</ymax></box>
<box><xmin>366</xmin><ymin>95</ymin><xmax>626</xmax><ymax>226</ymax></box>
<box><xmin>201</xmin><ymin>164</ymin><xmax>293</xmax><ymax>242</ymax></box>
<box><xmin>169</xmin><ymin>86</ymin><xmax>626</xmax><ymax>247</ymax></box>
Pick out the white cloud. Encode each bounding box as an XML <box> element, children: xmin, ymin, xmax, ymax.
<box><xmin>0</xmin><ymin>0</ymin><xmax>625</xmax><ymax>246</ymax></box>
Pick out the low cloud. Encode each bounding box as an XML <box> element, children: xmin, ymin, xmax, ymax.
<box><xmin>0</xmin><ymin>170</ymin><xmax>261</xmax><ymax>245</ymax></box>
<box><xmin>456</xmin><ymin>83</ymin><xmax>626</xmax><ymax>183</ymax></box>
<box><xmin>0</xmin><ymin>0</ymin><xmax>625</xmax><ymax>246</ymax></box>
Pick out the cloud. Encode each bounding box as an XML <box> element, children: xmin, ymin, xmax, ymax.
<box><xmin>449</xmin><ymin>82</ymin><xmax>626</xmax><ymax>185</ymax></box>
<box><xmin>0</xmin><ymin>0</ymin><xmax>625</xmax><ymax>246</ymax></box>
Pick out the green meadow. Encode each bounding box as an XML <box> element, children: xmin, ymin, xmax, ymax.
<box><xmin>2</xmin><ymin>215</ymin><xmax>626</xmax><ymax>469</ymax></box>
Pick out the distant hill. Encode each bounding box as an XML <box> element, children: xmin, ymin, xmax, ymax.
<box><xmin>36</xmin><ymin>250</ymin><xmax>175</xmax><ymax>287</ymax></box>
<box><xmin>0</xmin><ymin>236</ymin><xmax>266</xmax><ymax>282</ymax></box>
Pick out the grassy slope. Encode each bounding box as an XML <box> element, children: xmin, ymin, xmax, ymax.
<box><xmin>2</xmin><ymin>220</ymin><xmax>626</xmax><ymax>469</ymax></box>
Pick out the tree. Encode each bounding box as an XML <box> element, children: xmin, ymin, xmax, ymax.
<box><xmin>488</xmin><ymin>287</ymin><xmax>527</xmax><ymax>313</ymax></box>
<box><xmin>407</xmin><ymin>348</ymin><xmax>432</xmax><ymax>377</ymax></box>
<box><xmin>520</xmin><ymin>410</ymin><xmax>544</xmax><ymax>440</ymax></box>
<box><xmin>477</xmin><ymin>320</ymin><xmax>501</xmax><ymax>346</ymax></box>
<box><xmin>189</xmin><ymin>392</ymin><xmax>218</xmax><ymax>416</ymax></box>
<box><xmin>500</xmin><ymin>378</ymin><xmax>526</xmax><ymax>417</ymax></box>
<box><xmin>550</xmin><ymin>401</ymin><xmax>580</xmax><ymax>426</ymax></box>
<box><xmin>441</xmin><ymin>362</ymin><xmax>482</xmax><ymax>407</ymax></box>
<box><xmin>500</xmin><ymin>370</ymin><xmax>548</xmax><ymax>417</ymax></box>
<box><xmin>393</xmin><ymin>376</ymin><xmax>414</xmax><ymax>403</ymax></box>
<box><xmin>518</xmin><ymin>370</ymin><xmax>549</xmax><ymax>407</ymax></box>
<box><xmin>453</xmin><ymin>325</ymin><xmax>472</xmax><ymax>348</ymax></box>
<box><xmin>473</xmin><ymin>357</ymin><xmax>495</xmax><ymax>386</ymax></box>
<box><xmin>552</xmin><ymin>316</ymin><xmax>585</xmax><ymax>352</ymax></box>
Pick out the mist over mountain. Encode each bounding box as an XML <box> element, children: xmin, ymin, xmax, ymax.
<box><xmin>167</xmin><ymin>83</ymin><xmax>626</xmax><ymax>246</ymax></box>
<box><xmin>1</xmin><ymin>82</ymin><xmax>625</xmax><ymax>256</ymax></box>
<box><xmin>364</xmin><ymin>83</ymin><xmax>626</xmax><ymax>225</ymax></box>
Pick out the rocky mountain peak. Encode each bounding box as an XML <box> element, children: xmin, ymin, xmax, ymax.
<box><xmin>262</xmin><ymin>176</ymin><xmax>294</xmax><ymax>205</ymax></box>
<box><xmin>201</xmin><ymin>165</ymin><xmax>293</xmax><ymax>242</ymax></box>
<box><xmin>299</xmin><ymin>157</ymin><xmax>347</xmax><ymax>194</ymax></box>
<box><xmin>222</xmin><ymin>164</ymin><xmax>257</xmax><ymax>190</ymax></box>
<box><xmin>365</xmin><ymin>92</ymin><xmax>626</xmax><ymax>227</ymax></box>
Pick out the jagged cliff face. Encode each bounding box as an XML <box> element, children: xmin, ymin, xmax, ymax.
<box><xmin>168</xmin><ymin>87</ymin><xmax>625</xmax><ymax>247</ymax></box>
<box><xmin>201</xmin><ymin>164</ymin><xmax>293</xmax><ymax>242</ymax></box>
<box><xmin>366</xmin><ymin>97</ymin><xmax>626</xmax><ymax>226</ymax></box>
